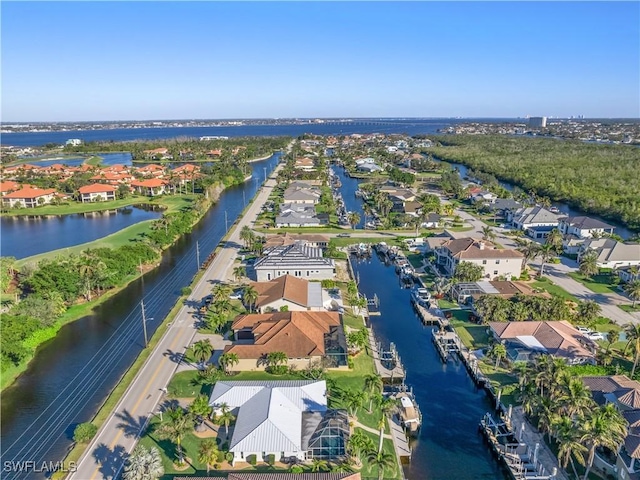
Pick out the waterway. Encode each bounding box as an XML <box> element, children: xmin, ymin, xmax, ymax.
<box><xmin>1</xmin><ymin>205</ymin><xmax>161</xmax><ymax>259</ymax></box>
<box><xmin>351</xmin><ymin>254</ymin><xmax>508</xmax><ymax>480</ymax></box>
<box><xmin>332</xmin><ymin>165</ymin><xmax>366</xmax><ymax>229</ymax></box>
<box><xmin>0</xmin><ymin>153</ymin><xmax>281</xmax><ymax>480</ymax></box>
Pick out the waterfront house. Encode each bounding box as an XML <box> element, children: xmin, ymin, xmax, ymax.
<box><xmin>264</xmin><ymin>233</ymin><xmax>330</xmax><ymax>250</ymax></box>
<box><xmin>226</xmin><ymin>311</ymin><xmax>345</xmax><ymax>370</ymax></box>
<box><xmin>582</xmin><ymin>375</ymin><xmax>640</xmax><ymax>480</ymax></box>
<box><xmin>507</xmin><ymin>206</ymin><xmax>564</xmax><ymax>239</ymax></box>
<box><xmin>254</xmin><ymin>243</ymin><xmax>335</xmax><ymax>281</ymax></box>
<box><xmin>294</xmin><ymin>157</ymin><xmax>316</xmax><ymax>171</ymax></box>
<box><xmin>420</xmin><ymin>212</ymin><xmax>442</xmax><ymax>228</ymax></box>
<box><xmin>207</xmin><ymin>380</ymin><xmax>350</xmax><ymax>465</ymax></box>
<box><xmin>451</xmin><ymin>280</ymin><xmax>543</xmax><ymax>304</ymax></box>
<box><xmin>619</xmin><ymin>266</ymin><xmax>640</xmax><ymax>284</ymax></box>
<box><xmin>488</xmin><ymin>320</ymin><xmax>596</xmax><ymax>365</ymax></box>
<box><xmin>131</xmin><ymin>178</ymin><xmax>169</xmax><ymax>197</ymax></box>
<box><xmin>78</xmin><ymin>183</ymin><xmax>117</xmax><ymax>203</ymax></box>
<box><xmin>434</xmin><ymin>238</ymin><xmax>524</xmax><ymax>280</ymax></box>
<box><xmin>577</xmin><ymin>239</ymin><xmax>640</xmax><ymax>269</ymax></box>
<box><xmin>275</xmin><ymin>204</ymin><xmax>328</xmax><ymax>228</ymax></box>
<box><xmin>250</xmin><ymin>275</ymin><xmax>324</xmax><ymax>313</ymax></box>
<box><xmin>136</xmin><ymin>164</ymin><xmax>167</xmax><ymax>178</ymax></box>
<box><xmin>485</xmin><ymin>198</ymin><xmax>522</xmax><ymax>218</ymax></box>
<box><xmin>142</xmin><ymin>147</ymin><xmax>171</xmax><ymax>160</ymax></box>
<box><xmin>1</xmin><ymin>186</ymin><xmax>57</xmax><ymax>208</ymax></box>
<box><xmin>283</xmin><ymin>183</ymin><xmax>321</xmax><ymax>205</ymax></box>
<box><xmin>66</xmin><ymin>138</ymin><xmax>82</xmax><ymax>146</ymax></box>
<box><xmin>558</xmin><ymin>215</ymin><xmax>616</xmax><ymax>239</ymax></box>
<box><xmin>355</xmin><ymin>159</ymin><xmax>383</xmax><ymax>173</ymax></box>
<box><xmin>89</xmin><ymin>172</ymin><xmax>134</xmax><ymax>186</ymax></box>
<box><xmin>471</xmin><ymin>191</ymin><xmax>497</xmax><ymax>204</ymax></box>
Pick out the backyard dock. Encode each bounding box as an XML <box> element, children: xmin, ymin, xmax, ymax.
<box><xmin>389</xmin><ymin>414</ymin><xmax>412</xmax><ymax>463</ymax></box>
<box><xmin>412</xmin><ymin>298</ymin><xmax>448</xmax><ymax>327</ymax></box>
<box><xmin>368</xmin><ymin>328</ymin><xmax>405</xmax><ymax>382</ymax></box>
<box><xmin>432</xmin><ymin>329</ymin><xmax>488</xmax><ymax>386</ymax></box>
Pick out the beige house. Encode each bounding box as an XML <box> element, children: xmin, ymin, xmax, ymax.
<box><xmin>78</xmin><ymin>183</ymin><xmax>117</xmax><ymax>203</ymax></box>
<box><xmin>264</xmin><ymin>233</ymin><xmax>330</xmax><ymax>250</ymax></box>
<box><xmin>251</xmin><ymin>275</ymin><xmax>324</xmax><ymax>313</ymax></box>
<box><xmin>578</xmin><ymin>239</ymin><xmax>640</xmax><ymax>270</ymax></box>
<box><xmin>435</xmin><ymin>238</ymin><xmax>524</xmax><ymax>280</ymax></box>
<box><xmin>225</xmin><ymin>311</ymin><xmax>345</xmax><ymax>371</ymax></box>
<box><xmin>131</xmin><ymin>178</ymin><xmax>169</xmax><ymax>196</ymax></box>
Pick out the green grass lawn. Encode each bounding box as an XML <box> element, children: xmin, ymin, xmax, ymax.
<box><xmin>1</xmin><ymin>196</ymin><xmax>151</xmax><ymax>217</ymax></box>
<box><xmin>620</xmin><ymin>304</ymin><xmax>640</xmax><ymax>313</ymax></box>
<box><xmin>568</xmin><ymin>272</ymin><xmax>620</xmax><ymax>294</ymax></box>
<box><xmin>406</xmin><ymin>253</ymin><xmax>424</xmax><ymax>269</ymax></box>
<box><xmin>450</xmin><ymin>317</ymin><xmax>491</xmax><ymax>350</ymax></box>
<box><xmin>532</xmin><ymin>278</ymin><xmax>578</xmax><ymax>302</ymax></box>
<box><xmin>437</xmin><ymin>298</ymin><xmax>459</xmax><ymax>310</ymax></box>
<box><xmin>330</xmin><ymin>237</ymin><xmax>383</xmax><ymax>248</ymax></box>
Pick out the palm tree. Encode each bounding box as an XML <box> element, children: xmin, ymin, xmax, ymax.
<box><xmin>218</xmin><ymin>352</ymin><xmax>239</xmax><ymax>375</ymax></box>
<box><xmin>376</xmin><ymin>397</ymin><xmax>396</xmax><ymax>453</ymax></box>
<box><xmin>215</xmin><ymin>403</ymin><xmax>236</xmax><ymax>441</ymax></box>
<box><xmin>197</xmin><ymin>439</ymin><xmax>219</xmax><ymax>474</ymax></box>
<box><xmin>536</xmin><ymin>242</ymin><xmax>556</xmax><ymax>277</ymax></box>
<box><xmin>310</xmin><ymin>458</ymin><xmax>330</xmax><ymax>472</ymax></box>
<box><xmin>343</xmin><ymin>389</ymin><xmax>366</xmax><ymax>418</ymax></box>
<box><xmin>266</xmin><ymin>351</ymin><xmax>289</xmax><ymax>373</ymax></box>
<box><xmin>606</xmin><ymin>329</ymin><xmax>620</xmax><ymax>354</ymax></box>
<box><xmin>155</xmin><ymin>406</ymin><xmax>193</xmax><ymax>465</ymax></box>
<box><xmin>189</xmin><ymin>394</ymin><xmax>213</xmax><ymax>427</ymax></box>
<box><xmin>517</xmin><ymin>240</ymin><xmax>540</xmax><ymax>266</ymax></box>
<box><xmin>489</xmin><ymin>342</ymin><xmax>507</xmax><ymax>369</ymax></box>
<box><xmin>579</xmin><ymin>249</ymin><xmax>600</xmax><ymax>278</ymax></box>
<box><xmin>624</xmin><ymin>322</ymin><xmax>640</xmax><ymax>378</ymax></box>
<box><xmin>346</xmin><ymin>429</ymin><xmax>374</xmax><ymax>467</ymax></box>
<box><xmin>191</xmin><ymin>339</ymin><xmax>213</xmax><ymax>365</ymax></box>
<box><xmin>347</xmin><ymin>211</ymin><xmax>361</xmax><ymax>230</ymax></box>
<box><xmin>552</xmin><ymin>415</ymin><xmax>587</xmax><ymax>476</ymax></box>
<box><xmin>581</xmin><ymin>403</ymin><xmax>628</xmax><ymax>480</ymax></box>
<box><xmin>366</xmin><ymin>449</ymin><xmax>396</xmax><ymax>480</ymax></box>
<box><xmin>240</xmin><ymin>225</ymin><xmax>253</xmax><ymax>249</ymax></box>
<box><xmin>212</xmin><ymin>283</ymin><xmax>232</xmax><ymax>302</ymax></box>
<box><xmin>576</xmin><ymin>300</ymin><xmax>601</xmax><ymax>327</ymax></box>
<box><xmin>232</xmin><ymin>265</ymin><xmax>246</xmax><ymax>283</ymax></box>
<box><xmin>556</xmin><ymin>375</ymin><xmax>594</xmax><ymax>418</ymax></box>
<box><xmin>481</xmin><ymin>225</ymin><xmax>496</xmax><ymax>242</ymax></box>
<box><xmin>243</xmin><ymin>285</ymin><xmax>259</xmax><ymax>312</ymax></box>
<box><xmin>364</xmin><ymin>373</ymin><xmax>383</xmax><ymax>413</ymax></box>
<box><xmin>195</xmin><ymin>364</ymin><xmax>222</xmax><ymax>386</ymax></box>
<box><xmin>624</xmin><ymin>280</ymin><xmax>640</xmax><ymax>307</ymax></box>
<box><xmin>545</xmin><ymin>228</ymin><xmax>564</xmax><ymax>254</ymax></box>
<box><xmin>123</xmin><ymin>445</ymin><xmax>164</xmax><ymax>480</ymax></box>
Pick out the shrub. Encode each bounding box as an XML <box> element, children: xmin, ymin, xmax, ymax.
<box><xmin>73</xmin><ymin>422</ymin><xmax>97</xmax><ymax>443</ymax></box>
<box><xmin>266</xmin><ymin>454</ymin><xmax>275</xmax><ymax>466</ymax></box>
<box><xmin>216</xmin><ymin>451</ymin><xmax>225</xmax><ymax>463</ymax></box>
<box><xmin>248</xmin><ymin>454</ymin><xmax>257</xmax><ymax>466</ymax></box>
<box><xmin>225</xmin><ymin>452</ymin><xmax>234</xmax><ymax>463</ymax></box>
<box><xmin>181</xmin><ymin>287</ymin><xmax>192</xmax><ymax>296</ymax></box>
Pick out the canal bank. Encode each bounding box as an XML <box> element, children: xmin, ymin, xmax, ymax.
<box><xmin>0</xmin><ymin>153</ymin><xmax>282</xmax><ymax>480</ymax></box>
<box><xmin>351</xmin><ymin>253</ymin><xmax>509</xmax><ymax>480</ymax></box>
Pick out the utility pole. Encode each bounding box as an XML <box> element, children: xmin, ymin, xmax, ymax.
<box><xmin>196</xmin><ymin>241</ymin><xmax>200</xmax><ymax>269</ymax></box>
<box><xmin>141</xmin><ymin>300</ymin><xmax>148</xmax><ymax>348</ymax></box>
<box><xmin>243</xmin><ymin>190</ymin><xmax>246</xmax><ymax>207</ymax></box>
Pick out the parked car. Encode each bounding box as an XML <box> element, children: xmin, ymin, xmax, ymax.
<box><xmin>586</xmin><ymin>331</ymin><xmax>605</xmax><ymax>341</ymax></box>
<box><xmin>229</xmin><ymin>291</ymin><xmax>243</xmax><ymax>300</ymax></box>
<box><xmin>576</xmin><ymin>326</ymin><xmax>592</xmax><ymax>334</ymax></box>
<box><xmin>337</xmin><ymin>233</ymin><xmax>351</xmax><ymax>238</ymax></box>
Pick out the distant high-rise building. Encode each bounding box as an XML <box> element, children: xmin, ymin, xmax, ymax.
<box><xmin>528</xmin><ymin>116</ymin><xmax>547</xmax><ymax>128</ymax></box>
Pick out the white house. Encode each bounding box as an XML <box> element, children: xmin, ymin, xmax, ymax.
<box><xmin>208</xmin><ymin>380</ymin><xmax>349</xmax><ymax>465</ymax></box>
<box><xmin>1</xmin><ymin>186</ymin><xmax>57</xmax><ymax>208</ymax></box>
<box><xmin>65</xmin><ymin>138</ymin><xmax>82</xmax><ymax>146</ymax></box>
<box><xmin>254</xmin><ymin>243</ymin><xmax>335</xmax><ymax>281</ymax></box>
<box><xmin>558</xmin><ymin>216</ymin><xmax>615</xmax><ymax>239</ymax></box>
<box><xmin>507</xmin><ymin>206</ymin><xmax>564</xmax><ymax>239</ymax></box>
<box><xmin>577</xmin><ymin>239</ymin><xmax>640</xmax><ymax>269</ymax></box>
<box><xmin>78</xmin><ymin>183</ymin><xmax>117</xmax><ymax>203</ymax></box>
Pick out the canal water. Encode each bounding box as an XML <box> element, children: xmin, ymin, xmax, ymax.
<box><xmin>1</xmin><ymin>205</ymin><xmax>161</xmax><ymax>259</ymax></box>
<box><xmin>0</xmin><ymin>153</ymin><xmax>281</xmax><ymax>480</ymax></box>
<box><xmin>333</xmin><ymin>165</ymin><xmax>366</xmax><ymax>229</ymax></box>
<box><xmin>351</xmin><ymin>254</ymin><xmax>508</xmax><ymax>480</ymax></box>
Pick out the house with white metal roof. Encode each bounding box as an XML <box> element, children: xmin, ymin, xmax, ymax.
<box><xmin>208</xmin><ymin>380</ymin><xmax>350</xmax><ymax>465</ymax></box>
<box><xmin>254</xmin><ymin>244</ymin><xmax>335</xmax><ymax>281</ymax></box>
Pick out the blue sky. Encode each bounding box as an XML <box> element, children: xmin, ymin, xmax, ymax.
<box><xmin>1</xmin><ymin>2</ymin><xmax>638</xmax><ymax>121</ymax></box>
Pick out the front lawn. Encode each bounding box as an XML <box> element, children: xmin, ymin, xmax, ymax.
<box><xmin>568</xmin><ymin>272</ymin><xmax>620</xmax><ymax>295</ymax></box>
<box><xmin>437</xmin><ymin>298</ymin><xmax>459</xmax><ymax>310</ymax></box>
<box><xmin>620</xmin><ymin>304</ymin><xmax>640</xmax><ymax>313</ymax></box>
<box><xmin>531</xmin><ymin>278</ymin><xmax>578</xmax><ymax>302</ymax></box>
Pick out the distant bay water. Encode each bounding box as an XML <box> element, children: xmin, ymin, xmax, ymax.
<box><xmin>1</xmin><ymin>118</ymin><xmax>518</xmax><ymax>146</ymax></box>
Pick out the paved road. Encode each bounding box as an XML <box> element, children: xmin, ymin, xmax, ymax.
<box><xmin>70</xmin><ymin>162</ymin><xmax>284</xmax><ymax>480</ymax></box>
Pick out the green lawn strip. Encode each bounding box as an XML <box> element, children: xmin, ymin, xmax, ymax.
<box><xmin>437</xmin><ymin>298</ymin><xmax>459</xmax><ymax>310</ymax></box>
<box><xmin>446</xmin><ymin>225</ymin><xmax>474</xmax><ymax>232</ymax></box>
<box><xmin>2</xmin><ymin>196</ymin><xmax>149</xmax><ymax>217</ymax></box>
<box><xmin>532</xmin><ymin>278</ymin><xmax>578</xmax><ymax>302</ymax></box>
<box><xmin>53</xmin><ymin>290</ymin><xmax>194</xmax><ymax>479</ymax></box>
<box><xmin>478</xmin><ymin>360</ymin><xmax>520</xmax><ymax>407</ymax></box>
<box><xmin>343</xmin><ymin>312</ymin><xmax>366</xmax><ymax>330</ymax></box>
<box><xmin>329</xmin><ymin>237</ymin><xmax>385</xmax><ymax>248</ymax></box>
<box><xmin>406</xmin><ymin>253</ymin><xmax>424</xmax><ymax>269</ymax></box>
<box><xmin>451</xmin><ymin>320</ymin><xmax>491</xmax><ymax>351</ymax></box>
<box><xmin>358</xmin><ymin>431</ymin><xmax>402</xmax><ymax>480</ymax></box>
<box><xmin>567</xmin><ymin>272</ymin><xmax>620</xmax><ymax>294</ymax></box>
<box><xmin>84</xmin><ymin>156</ymin><xmax>103</xmax><ymax>166</ymax></box>
<box><xmin>620</xmin><ymin>304</ymin><xmax>640</xmax><ymax>313</ymax></box>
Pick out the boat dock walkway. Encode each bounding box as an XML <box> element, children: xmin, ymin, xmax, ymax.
<box><xmin>432</xmin><ymin>329</ymin><xmax>489</xmax><ymax>386</ymax></box>
<box><xmin>368</xmin><ymin>328</ymin><xmax>405</xmax><ymax>381</ymax></box>
<box><xmin>389</xmin><ymin>414</ymin><xmax>412</xmax><ymax>463</ymax></box>
<box><xmin>411</xmin><ymin>297</ymin><xmax>449</xmax><ymax>327</ymax></box>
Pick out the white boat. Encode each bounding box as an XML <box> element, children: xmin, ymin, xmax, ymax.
<box><xmin>396</xmin><ymin>391</ymin><xmax>422</xmax><ymax>436</ymax></box>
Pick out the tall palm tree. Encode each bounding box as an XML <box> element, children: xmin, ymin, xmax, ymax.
<box><xmin>347</xmin><ymin>211</ymin><xmax>361</xmax><ymax>230</ymax></box>
<box><xmin>212</xmin><ymin>283</ymin><xmax>232</xmax><ymax>302</ymax></box>
<box><xmin>218</xmin><ymin>352</ymin><xmax>239</xmax><ymax>375</ymax></box>
<box><xmin>266</xmin><ymin>351</ymin><xmax>289</xmax><ymax>373</ymax></box>
<box><xmin>605</xmin><ymin>329</ymin><xmax>620</xmax><ymax>354</ymax></box>
<box><xmin>343</xmin><ymin>389</ymin><xmax>366</xmax><ymax>418</ymax></box>
<box><xmin>576</xmin><ymin>300</ymin><xmax>601</xmax><ymax>327</ymax></box>
<box><xmin>579</xmin><ymin>249</ymin><xmax>600</xmax><ymax>278</ymax></box>
<box><xmin>545</xmin><ymin>228</ymin><xmax>564</xmax><ymax>254</ymax></box>
<box><xmin>489</xmin><ymin>342</ymin><xmax>507</xmax><ymax>369</ymax></box>
<box><xmin>481</xmin><ymin>225</ymin><xmax>496</xmax><ymax>242</ymax></box>
<box><xmin>346</xmin><ymin>429</ymin><xmax>374</xmax><ymax>467</ymax></box>
<box><xmin>556</xmin><ymin>375</ymin><xmax>594</xmax><ymax>418</ymax></box>
<box><xmin>364</xmin><ymin>374</ymin><xmax>383</xmax><ymax>413</ymax></box>
<box><xmin>239</xmin><ymin>225</ymin><xmax>253</xmax><ymax>248</ymax></box>
<box><xmin>191</xmin><ymin>339</ymin><xmax>213</xmax><ymax>365</ymax></box>
<box><xmin>366</xmin><ymin>449</ymin><xmax>396</xmax><ymax>480</ymax></box>
<box><xmin>536</xmin><ymin>242</ymin><xmax>556</xmax><ymax>277</ymax></box>
<box><xmin>123</xmin><ymin>445</ymin><xmax>164</xmax><ymax>480</ymax></box>
<box><xmin>232</xmin><ymin>265</ymin><xmax>246</xmax><ymax>283</ymax></box>
<box><xmin>624</xmin><ymin>322</ymin><xmax>640</xmax><ymax>378</ymax></box>
<box><xmin>216</xmin><ymin>403</ymin><xmax>236</xmax><ymax>441</ymax></box>
<box><xmin>517</xmin><ymin>240</ymin><xmax>540</xmax><ymax>266</ymax></box>
<box><xmin>197</xmin><ymin>439</ymin><xmax>219</xmax><ymax>474</ymax></box>
<box><xmin>155</xmin><ymin>406</ymin><xmax>193</xmax><ymax>466</ymax></box>
<box><xmin>552</xmin><ymin>415</ymin><xmax>586</xmax><ymax>476</ymax></box>
<box><xmin>189</xmin><ymin>394</ymin><xmax>213</xmax><ymax>426</ymax></box>
<box><xmin>376</xmin><ymin>397</ymin><xmax>397</xmax><ymax>453</ymax></box>
<box><xmin>581</xmin><ymin>403</ymin><xmax>628</xmax><ymax>480</ymax></box>
<box><xmin>243</xmin><ymin>285</ymin><xmax>259</xmax><ymax>312</ymax></box>
<box><xmin>624</xmin><ymin>280</ymin><xmax>640</xmax><ymax>307</ymax></box>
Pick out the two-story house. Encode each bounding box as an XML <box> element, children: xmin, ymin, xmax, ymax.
<box><xmin>558</xmin><ymin>216</ymin><xmax>616</xmax><ymax>239</ymax></box>
<box><xmin>435</xmin><ymin>238</ymin><xmax>524</xmax><ymax>280</ymax></box>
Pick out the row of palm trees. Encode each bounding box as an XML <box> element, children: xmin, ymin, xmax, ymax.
<box><xmin>517</xmin><ymin>356</ymin><xmax>628</xmax><ymax>480</ymax></box>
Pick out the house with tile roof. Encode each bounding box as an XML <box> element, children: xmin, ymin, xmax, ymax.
<box><xmin>254</xmin><ymin>244</ymin><xmax>335</xmax><ymax>281</ymax></box>
<box><xmin>264</xmin><ymin>233</ymin><xmax>329</xmax><ymax>250</ymax></box>
<box><xmin>582</xmin><ymin>375</ymin><xmax>640</xmax><ymax>480</ymax></box>
<box><xmin>78</xmin><ymin>183</ymin><xmax>117</xmax><ymax>203</ymax></box>
<box><xmin>1</xmin><ymin>186</ymin><xmax>57</xmax><ymax>208</ymax></box>
<box><xmin>131</xmin><ymin>178</ymin><xmax>169</xmax><ymax>196</ymax></box>
<box><xmin>577</xmin><ymin>239</ymin><xmax>640</xmax><ymax>269</ymax></box>
<box><xmin>226</xmin><ymin>311</ymin><xmax>346</xmax><ymax>371</ymax></box>
<box><xmin>0</xmin><ymin>180</ymin><xmax>20</xmax><ymax>196</ymax></box>
<box><xmin>283</xmin><ymin>183</ymin><xmax>321</xmax><ymax>205</ymax></box>
<box><xmin>488</xmin><ymin>320</ymin><xmax>596</xmax><ymax>365</ymax></box>
<box><xmin>250</xmin><ymin>275</ymin><xmax>324</xmax><ymax>313</ymax></box>
<box><xmin>558</xmin><ymin>215</ymin><xmax>616</xmax><ymax>239</ymax></box>
<box><xmin>207</xmin><ymin>380</ymin><xmax>350</xmax><ymax>466</ymax></box>
<box><xmin>435</xmin><ymin>238</ymin><xmax>524</xmax><ymax>280</ymax></box>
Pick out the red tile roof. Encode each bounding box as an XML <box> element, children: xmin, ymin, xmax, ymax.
<box><xmin>0</xmin><ymin>181</ymin><xmax>20</xmax><ymax>193</ymax></box>
<box><xmin>131</xmin><ymin>178</ymin><xmax>167</xmax><ymax>188</ymax></box>
<box><xmin>78</xmin><ymin>183</ymin><xmax>117</xmax><ymax>194</ymax></box>
<box><xmin>3</xmin><ymin>186</ymin><xmax>57</xmax><ymax>199</ymax></box>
